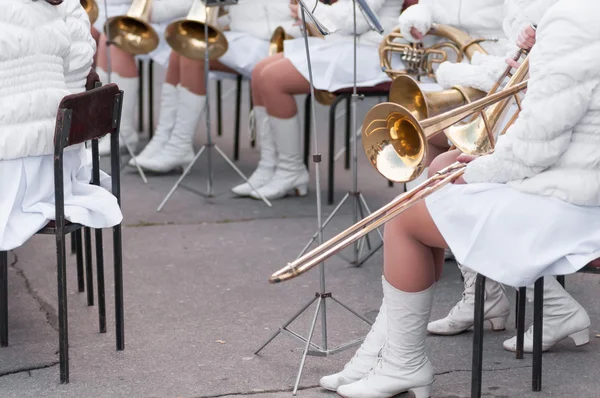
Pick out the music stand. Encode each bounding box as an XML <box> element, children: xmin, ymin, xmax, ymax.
<box><xmin>157</xmin><ymin>0</ymin><xmax>272</xmax><ymax>211</ymax></box>
<box><xmin>254</xmin><ymin>2</ymin><xmax>378</xmax><ymax>395</ymax></box>
<box><xmin>102</xmin><ymin>0</ymin><xmax>148</xmax><ymax>184</ymax></box>
<box><xmin>297</xmin><ymin>0</ymin><xmax>385</xmax><ymax>267</ymax></box>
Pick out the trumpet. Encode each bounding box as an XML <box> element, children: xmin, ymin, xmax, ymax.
<box><xmin>165</xmin><ymin>0</ymin><xmax>229</xmax><ymax>60</ymax></box>
<box><xmin>380</xmin><ymin>23</ymin><xmax>492</xmax><ymax>81</ymax></box>
<box><xmin>104</xmin><ymin>0</ymin><xmax>160</xmax><ymax>55</ymax></box>
<box><xmin>269</xmin><ymin>55</ymin><xmax>529</xmax><ymax>283</ymax></box>
<box><xmin>81</xmin><ymin>0</ymin><xmax>98</xmax><ymax>24</ymax></box>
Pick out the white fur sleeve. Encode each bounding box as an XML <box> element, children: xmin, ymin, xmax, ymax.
<box><xmin>464</xmin><ymin>3</ymin><xmax>598</xmax><ymax>184</ymax></box>
<box><xmin>397</xmin><ymin>3</ymin><xmax>432</xmax><ymax>42</ymax></box>
<box><xmin>435</xmin><ymin>52</ymin><xmax>509</xmax><ymax>92</ymax></box>
<box><xmin>312</xmin><ymin>0</ymin><xmax>395</xmax><ymax>36</ymax></box>
<box><xmin>63</xmin><ymin>0</ymin><xmax>96</xmax><ymax>94</ymax></box>
<box><xmin>151</xmin><ymin>0</ymin><xmax>194</xmax><ymax>24</ymax></box>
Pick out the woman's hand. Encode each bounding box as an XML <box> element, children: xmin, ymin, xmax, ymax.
<box><xmin>457</xmin><ymin>154</ymin><xmax>479</xmax><ymax>164</ymax></box>
<box><xmin>517</xmin><ymin>24</ymin><xmax>536</xmax><ymax>51</ymax></box>
<box><xmin>410</xmin><ymin>27</ymin><xmax>424</xmax><ymax>41</ymax></box>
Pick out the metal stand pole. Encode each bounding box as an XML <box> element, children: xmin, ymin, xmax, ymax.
<box><xmin>297</xmin><ymin>1</ymin><xmax>382</xmax><ymax>267</ymax></box>
<box><xmin>254</xmin><ymin>4</ymin><xmax>372</xmax><ymax>395</ymax></box>
<box><xmin>157</xmin><ymin>17</ymin><xmax>271</xmax><ymax>211</ymax></box>
<box><xmin>102</xmin><ymin>0</ymin><xmax>147</xmax><ymax>184</ymax></box>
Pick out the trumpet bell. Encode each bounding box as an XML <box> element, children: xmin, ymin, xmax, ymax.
<box><xmin>362</xmin><ymin>102</ymin><xmax>427</xmax><ymax>183</ymax></box>
<box><xmin>105</xmin><ymin>17</ymin><xmax>160</xmax><ymax>55</ymax></box>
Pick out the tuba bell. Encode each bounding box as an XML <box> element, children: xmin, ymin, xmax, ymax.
<box><xmin>81</xmin><ymin>0</ymin><xmax>98</xmax><ymax>25</ymax></box>
<box><xmin>379</xmin><ymin>23</ymin><xmax>492</xmax><ymax>81</ymax></box>
<box><xmin>104</xmin><ymin>0</ymin><xmax>160</xmax><ymax>55</ymax></box>
<box><xmin>165</xmin><ymin>0</ymin><xmax>229</xmax><ymax>61</ymax></box>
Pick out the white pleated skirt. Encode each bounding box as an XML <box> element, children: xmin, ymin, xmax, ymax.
<box><xmin>425</xmin><ymin>183</ymin><xmax>600</xmax><ymax>287</ymax></box>
<box><xmin>0</xmin><ymin>145</ymin><xmax>123</xmax><ymax>251</ymax></box>
<box><xmin>284</xmin><ymin>37</ymin><xmax>391</xmax><ymax>92</ymax></box>
<box><xmin>217</xmin><ymin>31</ymin><xmax>270</xmax><ymax>77</ymax></box>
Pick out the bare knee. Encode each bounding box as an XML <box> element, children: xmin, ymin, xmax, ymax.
<box><xmin>428</xmin><ymin>149</ymin><xmax>461</xmax><ymax>178</ymax></box>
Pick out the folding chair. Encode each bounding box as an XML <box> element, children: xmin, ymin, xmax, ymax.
<box><xmin>0</xmin><ymin>82</ymin><xmax>126</xmax><ymax>384</ymax></box>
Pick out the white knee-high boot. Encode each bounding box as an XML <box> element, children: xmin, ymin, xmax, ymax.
<box><xmin>319</xmin><ymin>277</ymin><xmax>388</xmax><ymax>391</ymax></box>
<box><xmin>128</xmin><ymin>83</ymin><xmax>179</xmax><ymax>167</ymax></box>
<box><xmin>249</xmin><ymin>115</ymin><xmax>309</xmax><ymax>200</ymax></box>
<box><xmin>503</xmin><ymin>277</ymin><xmax>590</xmax><ymax>352</ymax></box>
<box><xmin>97</xmin><ymin>67</ymin><xmax>140</xmax><ymax>156</ymax></box>
<box><xmin>137</xmin><ymin>87</ymin><xmax>205</xmax><ymax>173</ymax></box>
<box><xmin>231</xmin><ymin>106</ymin><xmax>276</xmax><ymax>196</ymax></box>
<box><xmin>337</xmin><ymin>278</ymin><xmax>435</xmax><ymax>398</ymax></box>
<box><xmin>427</xmin><ymin>264</ymin><xmax>510</xmax><ymax>335</ymax></box>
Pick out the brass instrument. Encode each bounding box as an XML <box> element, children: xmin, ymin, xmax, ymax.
<box><xmin>380</xmin><ymin>23</ymin><xmax>492</xmax><ymax>81</ymax></box>
<box><xmin>269</xmin><ymin>55</ymin><xmax>529</xmax><ymax>283</ymax></box>
<box><xmin>81</xmin><ymin>0</ymin><xmax>98</xmax><ymax>24</ymax></box>
<box><xmin>104</xmin><ymin>0</ymin><xmax>160</xmax><ymax>55</ymax></box>
<box><xmin>165</xmin><ymin>0</ymin><xmax>229</xmax><ymax>60</ymax></box>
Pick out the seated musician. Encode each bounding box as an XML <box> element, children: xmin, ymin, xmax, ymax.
<box><xmin>426</xmin><ymin>0</ymin><xmax>590</xmax><ymax>358</ymax></box>
<box><xmin>0</xmin><ymin>0</ymin><xmax>122</xmax><ymax>251</ymax></box>
<box><xmin>131</xmin><ymin>0</ymin><xmax>300</xmax><ymax>173</ymax></box>
<box><xmin>93</xmin><ymin>0</ymin><xmax>194</xmax><ymax>156</ymax></box>
<box><xmin>236</xmin><ymin>0</ymin><xmax>403</xmax><ymax>201</ymax></box>
<box><xmin>322</xmin><ymin>0</ymin><xmax>600</xmax><ymax>396</ymax></box>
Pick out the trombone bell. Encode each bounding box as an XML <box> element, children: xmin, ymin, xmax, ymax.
<box><xmin>165</xmin><ymin>0</ymin><xmax>228</xmax><ymax>61</ymax></box>
<box><xmin>105</xmin><ymin>0</ymin><xmax>160</xmax><ymax>55</ymax></box>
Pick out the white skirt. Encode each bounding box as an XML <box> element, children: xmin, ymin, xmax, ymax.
<box><xmin>284</xmin><ymin>37</ymin><xmax>391</xmax><ymax>92</ymax></box>
<box><xmin>0</xmin><ymin>145</ymin><xmax>123</xmax><ymax>251</ymax></box>
<box><xmin>426</xmin><ymin>183</ymin><xmax>600</xmax><ymax>287</ymax></box>
<box><xmin>93</xmin><ymin>5</ymin><xmax>174</xmax><ymax>67</ymax></box>
<box><xmin>218</xmin><ymin>31</ymin><xmax>270</xmax><ymax>77</ymax></box>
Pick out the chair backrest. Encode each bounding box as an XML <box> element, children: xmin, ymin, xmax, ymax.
<box><xmin>402</xmin><ymin>0</ymin><xmax>418</xmax><ymax>12</ymax></box>
<box><xmin>53</xmin><ymin>83</ymin><xmax>122</xmax><ymax>154</ymax></box>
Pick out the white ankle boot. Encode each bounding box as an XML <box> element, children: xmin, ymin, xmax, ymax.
<box><xmin>427</xmin><ymin>264</ymin><xmax>509</xmax><ymax>335</ymax></box>
<box><xmin>503</xmin><ymin>276</ymin><xmax>590</xmax><ymax>353</ymax></box>
<box><xmin>97</xmin><ymin>68</ymin><xmax>140</xmax><ymax>156</ymax></box>
<box><xmin>128</xmin><ymin>83</ymin><xmax>179</xmax><ymax>167</ymax></box>
<box><xmin>319</xmin><ymin>278</ymin><xmax>388</xmax><ymax>391</ymax></box>
<box><xmin>337</xmin><ymin>278</ymin><xmax>435</xmax><ymax>398</ymax></box>
<box><xmin>136</xmin><ymin>87</ymin><xmax>204</xmax><ymax>173</ymax></box>
<box><xmin>231</xmin><ymin>107</ymin><xmax>276</xmax><ymax>196</ymax></box>
<box><xmin>249</xmin><ymin>116</ymin><xmax>309</xmax><ymax>200</ymax></box>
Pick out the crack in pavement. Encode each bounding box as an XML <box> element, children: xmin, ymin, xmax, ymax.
<box><xmin>194</xmin><ymin>385</ymin><xmax>320</xmax><ymax>398</ymax></box>
<box><xmin>9</xmin><ymin>251</ymin><xmax>59</xmax><ymax>332</ymax></box>
<box><xmin>435</xmin><ymin>364</ymin><xmax>532</xmax><ymax>376</ymax></box>
<box><xmin>0</xmin><ymin>361</ymin><xmax>59</xmax><ymax>378</ymax></box>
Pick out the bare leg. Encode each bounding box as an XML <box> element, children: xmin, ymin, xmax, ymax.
<box><xmin>426</xmin><ymin>132</ymin><xmax>452</xmax><ymax>166</ymax></box>
<box><xmin>91</xmin><ymin>27</ymin><xmax>100</xmax><ymax>66</ymax></box>
<box><xmin>427</xmin><ymin>148</ymin><xmax>461</xmax><ymax>177</ymax></box>
<box><xmin>165</xmin><ymin>52</ymin><xmax>181</xmax><ymax>86</ymax></box>
<box><xmin>179</xmin><ymin>57</ymin><xmax>238</xmax><ymax>95</ymax></box>
<box><xmin>96</xmin><ymin>33</ymin><xmax>137</xmax><ymax>77</ymax></box>
<box><xmin>251</xmin><ymin>53</ymin><xmax>284</xmax><ymax>107</ymax></box>
<box><xmin>260</xmin><ymin>58</ymin><xmax>310</xmax><ymax>118</ymax></box>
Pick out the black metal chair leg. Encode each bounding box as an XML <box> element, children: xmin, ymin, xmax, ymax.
<box><xmin>95</xmin><ymin>229</ymin><xmax>106</xmax><ymax>333</ymax></box>
<box><xmin>84</xmin><ymin>228</ymin><xmax>94</xmax><ymax>306</ymax></box>
<box><xmin>556</xmin><ymin>275</ymin><xmax>565</xmax><ymax>288</ymax></box>
<box><xmin>0</xmin><ymin>251</ymin><xmax>8</xmax><ymax>347</ymax></box>
<box><xmin>70</xmin><ymin>234</ymin><xmax>76</xmax><ymax>254</ymax></box>
<box><xmin>303</xmin><ymin>95</ymin><xmax>311</xmax><ymax>167</ymax></box>
<box><xmin>138</xmin><ymin>60</ymin><xmax>144</xmax><ymax>134</ymax></box>
<box><xmin>471</xmin><ymin>274</ymin><xmax>486</xmax><ymax>398</ymax></box>
<box><xmin>56</xmin><ymin>233</ymin><xmax>69</xmax><ymax>384</ymax></box>
<box><xmin>148</xmin><ymin>60</ymin><xmax>154</xmax><ymax>138</ymax></box>
<box><xmin>344</xmin><ymin>95</ymin><xmax>351</xmax><ymax>170</ymax></box>
<box><xmin>113</xmin><ymin>224</ymin><xmax>125</xmax><ymax>351</ymax></box>
<box><xmin>217</xmin><ymin>80</ymin><xmax>223</xmax><ymax>137</ymax></box>
<box><xmin>234</xmin><ymin>75</ymin><xmax>243</xmax><ymax>161</ymax></box>
<box><xmin>75</xmin><ymin>229</ymin><xmax>84</xmax><ymax>293</ymax></box>
<box><xmin>532</xmin><ymin>278</ymin><xmax>544</xmax><ymax>391</ymax></box>
<box><xmin>516</xmin><ymin>286</ymin><xmax>526</xmax><ymax>359</ymax></box>
<box><xmin>249</xmin><ymin>86</ymin><xmax>255</xmax><ymax>148</ymax></box>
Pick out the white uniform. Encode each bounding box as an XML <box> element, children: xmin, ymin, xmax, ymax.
<box><xmin>426</xmin><ymin>0</ymin><xmax>600</xmax><ymax>287</ymax></box>
<box><xmin>0</xmin><ymin>0</ymin><xmax>122</xmax><ymax>251</ymax></box>
<box><xmin>94</xmin><ymin>0</ymin><xmax>193</xmax><ymax>67</ymax></box>
<box><xmin>284</xmin><ymin>0</ymin><xmax>404</xmax><ymax>92</ymax></box>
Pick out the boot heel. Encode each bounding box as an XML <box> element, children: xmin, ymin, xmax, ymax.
<box><xmin>410</xmin><ymin>384</ymin><xmax>432</xmax><ymax>398</ymax></box>
<box><xmin>568</xmin><ymin>328</ymin><xmax>590</xmax><ymax>346</ymax></box>
<box><xmin>294</xmin><ymin>184</ymin><xmax>308</xmax><ymax>197</ymax></box>
<box><xmin>488</xmin><ymin>316</ymin><xmax>507</xmax><ymax>331</ymax></box>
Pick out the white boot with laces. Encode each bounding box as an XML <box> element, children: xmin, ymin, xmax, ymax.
<box><xmin>249</xmin><ymin>115</ymin><xmax>309</xmax><ymax>200</ymax></box>
<box><xmin>231</xmin><ymin>106</ymin><xmax>275</xmax><ymax>196</ymax></box>
<box><xmin>128</xmin><ymin>83</ymin><xmax>179</xmax><ymax>168</ymax></box>
<box><xmin>136</xmin><ymin>87</ymin><xmax>204</xmax><ymax>173</ymax></box>
<box><xmin>503</xmin><ymin>276</ymin><xmax>590</xmax><ymax>353</ymax></box>
<box><xmin>337</xmin><ymin>278</ymin><xmax>435</xmax><ymax>398</ymax></box>
<box><xmin>427</xmin><ymin>264</ymin><xmax>510</xmax><ymax>335</ymax></box>
<box><xmin>96</xmin><ymin>68</ymin><xmax>139</xmax><ymax>156</ymax></box>
<box><xmin>319</xmin><ymin>278</ymin><xmax>388</xmax><ymax>391</ymax></box>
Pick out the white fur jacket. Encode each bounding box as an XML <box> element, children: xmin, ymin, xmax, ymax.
<box><xmin>95</xmin><ymin>0</ymin><xmax>194</xmax><ymax>25</ymax></box>
<box><xmin>0</xmin><ymin>0</ymin><xmax>96</xmax><ymax>161</ymax></box>
<box><xmin>224</xmin><ymin>0</ymin><xmax>303</xmax><ymax>41</ymax></box>
<box><xmin>435</xmin><ymin>0</ymin><xmax>559</xmax><ymax>92</ymax></box>
<box><xmin>310</xmin><ymin>0</ymin><xmax>405</xmax><ymax>46</ymax></box>
<box><xmin>398</xmin><ymin>0</ymin><xmax>506</xmax><ymax>56</ymax></box>
<box><xmin>464</xmin><ymin>0</ymin><xmax>600</xmax><ymax>207</ymax></box>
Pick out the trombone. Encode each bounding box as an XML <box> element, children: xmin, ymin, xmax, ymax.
<box><xmin>104</xmin><ymin>0</ymin><xmax>160</xmax><ymax>55</ymax></box>
<box><xmin>269</xmin><ymin>54</ymin><xmax>529</xmax><ymax>283</ymax></box>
